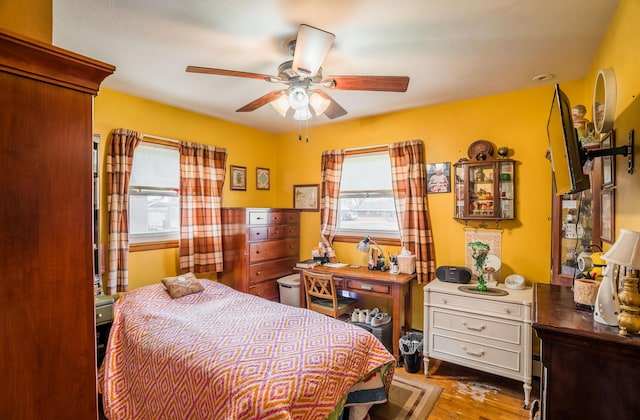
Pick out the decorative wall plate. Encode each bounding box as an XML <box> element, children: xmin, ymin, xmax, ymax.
<box><xmin>467</xmin><ymin>140</ymin><xmax>494</xmax><ymax>161</ymax></box>
<box><xmin>485</xmin><ymin>254</ymin><xmax>502</xmax><ymax>272</ymax></box>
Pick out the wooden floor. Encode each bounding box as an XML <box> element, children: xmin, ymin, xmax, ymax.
<box><xmin>394</xmin><ymin>358</ymin><xmax>539</xmax><ymax>420</ymax></box>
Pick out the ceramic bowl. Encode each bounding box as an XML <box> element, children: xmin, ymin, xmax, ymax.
<box><xmin>505</xmin><ymin>274</ymin><xmax>525</xmax><ymax>290</ymax></box>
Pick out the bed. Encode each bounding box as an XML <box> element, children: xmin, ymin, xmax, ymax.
<box><xmin>99</xmin><ymin>278</ymin><xmax>395</xmax><ymax>419</ymax></box>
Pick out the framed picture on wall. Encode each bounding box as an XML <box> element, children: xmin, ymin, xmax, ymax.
<box><xmin>256</xmin><ymin>167</ymin><xmax>270</xmax><ymax>190</ymax></box>
<box><xmin>426</xmin><ymin>162</ymin><xmax>451</xmax><ymax>193</ymax></box>
<box><xmin>601</xmin><ymin>130</ymin><xmax>615</xmax><ymax>188</ymax></box>
<box><xmin>293</xmin><ymin>184</ymin><xmax>319</xmax><ymax>211</ymax></box>
<box><xmin>230</xmin><ymin>165</ymin><xmax>247</xmax><ymax>191</ymax></box>
<box><xmin>601</xmin><ymin>189</ymin><xmax>615</xmax><ymax>243</ymax></box>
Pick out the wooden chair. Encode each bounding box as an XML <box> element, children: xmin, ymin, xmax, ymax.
<box><xmin>302</xmin><ymin>270</ymin><xmax>358</xmax><ymax>319</ymax></box>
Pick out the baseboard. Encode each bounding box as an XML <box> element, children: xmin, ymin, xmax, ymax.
<box><xmin>532</xmin><ymin>357</ymin><xmax>542</xmax><ymax>378</ymax></box>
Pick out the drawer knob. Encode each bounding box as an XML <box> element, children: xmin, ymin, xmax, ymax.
<box><xmin>256</xmin><ymin>271</ymin><xmax>261</xmax><ymax>276</ymax></box>
<box><xmin>462</xmin><ymin>321</ymin><xmax>486</xmax><ymax>332</ymax></box>
<box><xmin>97</xmin><ymin>313</ymin><xmax>103</xmax><ymax>318</ymax></box>
<box><xmin>505</xmin><ymin>308</ymin><xmax>511</xmax><ymax>314</ymax></box>
<box><xmin>462</xmin><ymin>346</ymin><xmax>485</xmax><ymax>357</ymax></box>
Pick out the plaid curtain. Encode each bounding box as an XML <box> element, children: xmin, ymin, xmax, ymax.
<box><xmin>106</xmin><ymin>128</ymin><xmax>143</xmax><ymax>294</ymax></box>
<box><xmin>319</xmin><ymin>149</ymin><xmax>345</xmax><ymax>260</ymax></box>
<box><xmin>389</xmin><ymin>139</ymin><xmax>436</xmax><ymax>283</ymax></box>
<box><xmin>179</xmin><ymin>142</ymin><xmax>227</xmax><ymax>273</ymax></box>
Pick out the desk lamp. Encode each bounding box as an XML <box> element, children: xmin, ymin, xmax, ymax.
<box><xmin>357</xmin><ymin>236</ymin><xmax>386</xmax><ymax>270</ymax></box>
<box><xmin>600</xmin><ymin>228</ymin><xmax>640</xmax><ymax>335</ymax></box>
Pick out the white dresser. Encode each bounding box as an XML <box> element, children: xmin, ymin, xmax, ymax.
<box><xmin>423</xmin><ymin>279</ymin><xmax>533</xmax><ymax>408</ymax></box>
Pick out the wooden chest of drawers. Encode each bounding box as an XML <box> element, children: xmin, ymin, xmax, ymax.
<box><xmin>219</xmin><ymin>208</ymin><xmax>300</xmax><ymax>301</ymax></box>
<box><xmin>424</xmin><ymin>279</ymin><xmax>533</xmax><ymax>408</ymax></box>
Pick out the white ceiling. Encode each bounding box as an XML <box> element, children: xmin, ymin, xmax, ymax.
<box><xmin>53</xmin><ymin>0</ymin><xmax>618</xmax><ymax>134</ymax></box>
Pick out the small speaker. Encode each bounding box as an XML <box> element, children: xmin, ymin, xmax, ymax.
<box><xmin>436</xmin><ymin>266</ymin><xmax>472</xmax><ymax>284</ymax></box>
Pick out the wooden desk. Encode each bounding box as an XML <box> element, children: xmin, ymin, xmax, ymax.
<box><xmin>533</xmin><ymin>283</ymin><xmax>640</xmax><ymax>419</ymax></box>
<box><xmin>298</xmin><ymin>265</ymin><xmax>415</xmax><ymax>362</ymax></box>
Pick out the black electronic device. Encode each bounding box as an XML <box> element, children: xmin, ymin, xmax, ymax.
<box><xmin>547</xmin><ymin>84</ymin><xmax>591</xmax><ymax>195</ymax></box>
<box><xmin>436</xmin><ymin>266</ymin><xmax>472</xmax><ymax>284</ymax></box>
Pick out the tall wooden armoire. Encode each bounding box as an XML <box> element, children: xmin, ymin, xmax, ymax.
<box><xmin>0</xmin><ymin>29</ymin><xmax>114</xmax><ymax>418</ymax></box>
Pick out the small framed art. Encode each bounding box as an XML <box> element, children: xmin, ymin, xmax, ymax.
<box><xmin>601</xmin><ymin>189</ymin><xmax>615</xmax><ymax>243</ymax></box>
<box><xmin>256</xmin><ymin>167</ymin><xmax>270</xmax><ymax>190</ymax></box>
<box><xmin>601</xmin><ymin>130</ymin><xmax>615</xmax><ymax>188</ymax></box>
<box><xmin>426</xmin><ymin>162</ymin><xmax>451</xmax><ymax>193</ymax></box>
<box><xmin>230</xmin><ymin>165</ymin><xmax>247</xmax><ymax>191</ymax></box>
<box><xmin>293</xmin><ymin>184</ymin><xmax>319</xmax><ymax>211</ymax></box>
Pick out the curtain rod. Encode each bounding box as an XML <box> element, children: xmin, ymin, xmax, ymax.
<box><xmin>344</xmin><ymin>144</ymin><xmax>389</xmax><ymax>155</ymax></box>
<box><xmin>143</xmin><ymin>133</ymin><xmax>181</xmax><ymax>144</ymax></box>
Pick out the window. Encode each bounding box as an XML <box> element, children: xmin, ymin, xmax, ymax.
<box><xmin>129</xmin><ymin>141</ymin><xmax>180</xmax><ymax>244</ymax></box>
<box><xmin>336</xmin><ymin>151</ymin><xmax>399</xmax><ymax>238</ymax></box>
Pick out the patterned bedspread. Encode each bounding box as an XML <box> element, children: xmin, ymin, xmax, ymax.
<box><xmin>101</xmin><ymin>280</ymin><xmax>395</xmax><ymax>419</ymax></box>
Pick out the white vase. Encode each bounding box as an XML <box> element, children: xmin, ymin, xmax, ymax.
<box><xmin>593</xmin><ymin>264</ymin><xmax>620</xmax><ymax>326</ymax></box>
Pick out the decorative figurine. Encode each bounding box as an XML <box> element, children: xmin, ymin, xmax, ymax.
<box><xmin>468</xmin><ymin>241</ymin><xmax>491</xmax><ymax>291</ymax></box>
<box><xmin>571</xmin><ymin>104</ymin><xmax>597</xmax><ymax>144</ymax></box>
<box><xmin>497</xmin><ymin>146</ymin><xmax>509</xmax><ymax>158</ymax></box>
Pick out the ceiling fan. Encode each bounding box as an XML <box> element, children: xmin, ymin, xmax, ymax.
<box><xmin>186</xmin><ymin>24</ymin><xmax>410</xmax><ymax>121</ymax></box>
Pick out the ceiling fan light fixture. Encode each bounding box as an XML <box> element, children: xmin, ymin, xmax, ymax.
<box><xmin>288</xmin><ymin>87</ymin><xmax>309</xmax><ymax>111</ymax></box>
<box><xmin>293</xmin><ymin>107</ymin><xmax>312</xmax><ymax>121</ymax></box>
<box><xmin>292</xmin><ymin>24</ymin><xmax>335</xmax><ymax>77</ymax></box>
<box><xmin>270</xmin><ymin>93</ymin><xmax>289</xmax><ymax>117</ymax></box>
<box><xmin>309</xmin><ymin>91</ymin><xmax>330</xmax><ymax>116</ymax></box>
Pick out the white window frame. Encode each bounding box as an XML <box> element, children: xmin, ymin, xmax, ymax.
<box><xmin>128</xmin><ymin>140</ymin><xmax>180</xmax><ymax>245</ymax></box>
<box><xmin>335</xmin><ymin>150</ymin><xmax>400</xmax><ymax>239</ymax></box>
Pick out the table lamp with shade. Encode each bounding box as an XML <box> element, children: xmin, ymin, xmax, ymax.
<box><xmin>357</xmin><ymin>236</ymin><xmax>387</xmax><ymax>271</ymax></box>
<box><xmin>596</xmin><ymin>228</ymin><xmax>640</xmax><ymax>334</ymax></box>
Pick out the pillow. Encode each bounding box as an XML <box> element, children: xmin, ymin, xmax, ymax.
<box><xmin>161</xmin><ymin>272</ymin><xmax>203</xmax><ymax>298</ymax></box>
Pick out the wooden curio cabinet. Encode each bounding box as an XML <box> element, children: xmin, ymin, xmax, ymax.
<box><xmin>551</xmin><ymin>144</ymin><xmax>602</xmax><ymax>285</ymax></box>
<box><xmin>454</xmin><ymin>158</ymin><xmax>516</xmax><ymax>222</ymax></box>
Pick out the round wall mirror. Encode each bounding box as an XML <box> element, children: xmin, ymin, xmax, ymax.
<box><xmin>593</xmin><ymin>68</ymin><xmax>616</xmax><ymax>134</ymax></box>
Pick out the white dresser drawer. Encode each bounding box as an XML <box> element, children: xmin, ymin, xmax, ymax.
<box><xmin>429</xmin><ymin>291</ymin><xmax>526</xmax><ymax>321</ymax></box>
<box><xmin>431</xmin><ymin>308</ymin><xmax>523</xmax><ymax>346</ymax></box>
<box><xmin>424</xmin><ymin>279</ymin><xmax>534</xmax><ymax>408</ymax></box>
<box><xmin>431</xmin><ymin>333</ymin><xmax>524</xmax><ymax>375</ymax></box>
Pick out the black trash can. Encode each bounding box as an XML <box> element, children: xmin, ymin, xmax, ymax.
<box><xmin>399</xmin><ymin>332</ymin><xmax>423</xmax><ymax>373</ymax></box>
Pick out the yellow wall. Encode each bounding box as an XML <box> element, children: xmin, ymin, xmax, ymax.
<box><xmin>9</xmin><ymin>0</ymin><xmax>639</xmax><ymax>329</ymax></box>
<box><xmin>273</xmin><ymin>87</ymin><xmax>565</xmax><ymax>325</ymax></box>
<box><xmin>93</xmin><ymin>0</ymin><xmax>639</xmax><ymax>329</ymax></box>
<box><xmin>0</xmin><ymin>0</ymin><xmax>51</xmax><ymax>43</ymax></box>
<box><xmin>94</xmin><ymin>89</ymin><xmax>278</xmax><ymax>289</ymax></box>
<box><xmin>276</xmin><ymin>87</ymin><xmax>560</xmax><ymax>285</ymax></box>
<box><xmin>585</xmin><ymin>0</ymin><xmax>640</xmax><ymax>235</ymax></box>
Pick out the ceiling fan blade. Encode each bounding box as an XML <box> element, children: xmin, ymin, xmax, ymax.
<box><xmin>292</xmin><ymin>24</ymin><xmax>335</xmax><ymax>77</ymax></box>
<box><xmin>322</xmin><ymin>76</ymin><xmax>410</xmax><ymax>92</ymax></box>
<box><xmin>186</xmin><ymin>66</ymin><xmax>272</xmax><ymax>81</ymax></box>
<box><xmin>314</xmin><ymin>90</ymin><xmax>347</xmax><ymax>119</ymax></box>
<box><xmin>236</xmin><ymin>90</ymin><xmax>284</xmax><ymax>112</ymax></box>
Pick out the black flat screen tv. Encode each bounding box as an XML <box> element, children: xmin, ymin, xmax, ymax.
<box><xmin>547</xmin><ymin>84</ymin><xmax>590</xmax><ymax>195</ymax></box>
